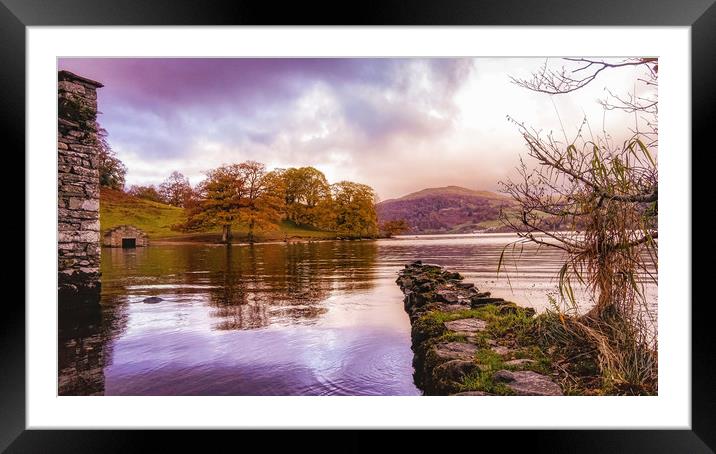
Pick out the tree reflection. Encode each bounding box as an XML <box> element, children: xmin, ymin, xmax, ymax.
<box><xmin>210</xmin><ymin>245</ymin><xmax>269</xmax><ymax>330</ymax></box>
<box><xmin>58</xmin><ymin>240</ymin><xmax>381</xmax><ymax>395</ymax></box>
<box><xmin>206</xmin><ymin>241</ymin><xmax>378</xmax><ymax>330</ymax></box>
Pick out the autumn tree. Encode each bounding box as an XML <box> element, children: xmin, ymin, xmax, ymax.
<box><xmin>282</xmin><ymin>167</ymin><xmax>333</xmax><ymax>228</ymax></box>
<box><xmin>173</xmin><ymin>185</ymin><xmax>204</xmax><ymax>232</ymax></box>
<box><xmin>238</xmin><ymin>161</ymin><xmax>286</xmax><ymax>243</ymax></box>
<box><xmin>158</xmin><ymin>171</ymin><xmax>193</xmax><ymax>207</ymax></box>
<box><xmin>97</xmin><ymin>127</ymin><xmax>127</xmax><ymax>190</ymax></box>
<box><xmin>127</xmin><ymin>184</ymin><xmax>163</xmax><ymax>203</ymax></box>
<box><xmin>194</xmin><ymin>164</ymin><xmax>246</xmax><ymax>243</ymax></box>
<box><xmin>178</xmin><ymin>161</ymin><xmax>378</xmax><ymax>243</ymax></box>
<box><xmin>331</xmin><ymin>181</ymin><xmax>379</xmax><ymax>238</ymax></box>
<box><xmin>379</xmin><ymin>219</ymin><xmax>410</xmax><ymax>237</ymax></box>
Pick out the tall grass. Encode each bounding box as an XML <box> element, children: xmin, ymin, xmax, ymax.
<box><xmin>536</xmin><ymin>309</ymin><xmax>657</xmax><ymax>395</ymax></box>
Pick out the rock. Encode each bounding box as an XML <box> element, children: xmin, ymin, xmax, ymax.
<box><xmin>493</xmin><ymin>370</ymin><xmax>514</xmax><ymax>382</ymax></box>
<box><xmin>80</xmin><ymin>199</ymin><xmax>100</xmax><ymax>211</ymax></box>
<box><xmin>435</xmin><ymin>289</ymin><xmax>459</xmax><ymax>304</ymax></box>
<box><xmin>497</xmin><ymin>303</ymin><xmax>519</xmax><ymax>315</ymax></box>
<box><xmin>428</xmin><ymin>303</ymin><xmax>466</xmax><ymax>313</ymax></box>
<box><xmin>445</xmin><ymin>271</ymin><xmax>463</xmax><ymax>280</ymax></box>
<box><xmin>456</xmin><ymin>282</ymin><xmax>475</xmax><ymax>289</ymax></box>
<box><xmin>80</xmin><ymin>220</ymin><xmax>100</xmax><ymax>231</ymax></box>
<box><xmin>491</xmin><ymin>345</ymin><xmax>512</xmax><ymax>355</ymax></box>
<box><xmin>504</xmin><ymin>359</ymin><xmax>536</xmax><ymax>367</ymax></box>
<box><xmin>451</xmin><ymin>391</ymin><xmax>491</xmax><ymax>396</ymax></box>
<box><xmin>67</xmin><ymin>196</ymin><xmax>88</xmax><ymax>210</ymax></box>
<box><xmin>492</xmin><ymin>370</ymin><xmax>563</xmax><ymax>396</ymax></box>
<box><xmin>470</xmin><ymin>296</ymin><xmax>505</xmax><ymax>307</ymax></box>
<box><xmin>78</xmin><ymin>267</ymin><xmax>98</xmax><ymax>275</ymax></box>
<box><xmin>58</xmin><ymin>80</ymin><xmax>86</xmax><ymax>95</ymax></box>
<box><xmin>396</xmin><ymin>276</ymin><xmax>413</xmax><ymax>289</ymax></box>
<box><xmin>58</xmin><ymin>231</ymin><xmax>99</xmax><ymax>243</ymax></box>
<box><xmin>444</xmin><ymin>318</ymin><xmax>487</xmax><ymax>334</ymax></box>
<box><xmin>143</xmin><ymin>296</ymin><xmax>163</xmax><ymax>304</ymax></box>
<box><xmin>456</xmin><ymin>295</ymin><xmax>473</xmax><ymax>305</ymax></box>
<box><xmin>433</xmin><ymin>359</ymin><xmax>479</xmax><ymax>382</ymax></box>
<box><xmin>431</xmin><ymin>342</ymin><xmax>478</xmax><ymax>362</ymax></box>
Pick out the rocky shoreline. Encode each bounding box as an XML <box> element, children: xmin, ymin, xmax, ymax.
<box><xmin>396</xmin><ymin>261</ymin><xmax>563</xmax><ymax>396</ymax></box>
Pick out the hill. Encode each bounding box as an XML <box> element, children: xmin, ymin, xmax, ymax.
<box><xmin>376</xmin><ymin>186</ymin><xmax>513</xmax><ymax>234</ymax></box>
<box><xmin>100</xmin><ymin>187</ymin><xmax>186</xmax><ymax>238</ymax></box>
<box><xmin>100</xmin><ymin>188</ymin><xmax>337</xmax><ymax>241</ymax></box>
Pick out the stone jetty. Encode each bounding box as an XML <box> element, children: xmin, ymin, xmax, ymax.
<box><xmin>396</xmin><ymin>261</ymin><xmax>563</xmax><ymax>396</ymax></box>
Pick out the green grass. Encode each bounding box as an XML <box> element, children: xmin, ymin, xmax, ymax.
<box><xmin>273</xmin><ymin>220</ymin><xmax>338</xmax><ymax>239</ymax></box>
<box><xmin>100</xmin><ymin>188</ymin><xmax>339</xmax><ymax>241</ymax></box>
<box><xmin>413</xmin><ymin>303</ymin><xmax>557</xmax><ymax>395</ymax></box>
<box><xmin>460</xmin><ymin>349</ymin><xmax>514</xmax><ymax>395</ymax></box>
<box><xmin>100</xmin><ymin>188</ymin><xmax>185</xmax><ymax>238</ymax></box>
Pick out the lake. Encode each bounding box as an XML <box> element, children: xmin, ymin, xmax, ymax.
<box><xmin>58</xmin><ymin>233</ymin><xmax>657</xmax><ymax>396</ymax></box>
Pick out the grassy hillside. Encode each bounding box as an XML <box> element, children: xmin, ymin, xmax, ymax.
<box><xmin>100</xmin><ymin>188</ymin><xmax>337</xmax><ymax>241</ymax></box>
<box><xmin>100</xmin><ymin>188</ymin><xmax>185</xmax><ymax>238</ymax></box>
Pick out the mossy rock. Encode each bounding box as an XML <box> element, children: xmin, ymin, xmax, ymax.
<box><xmin>412</xmin><ymin>313</ymin><xmax>448</xmax><ymax>345</ymax></box>
<box><xmin>430</xmin><ymin>359</ymin><xmax>480</xmax><ymax>394</ymax></box>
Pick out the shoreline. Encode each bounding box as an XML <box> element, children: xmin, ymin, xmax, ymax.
<box><xmin>145</xmin><ymin>230</ymin><xmax>586</xmax><ymax>244</ymax></box>
<box><xmin>125</xmin><ymin>230</ymin><xmax>542</xmax><ymax>246</ymax></box>
<box><xmin>148</xmin><ymin>235</ymin><xmax>384</xmax><ymax>247</ymax></box>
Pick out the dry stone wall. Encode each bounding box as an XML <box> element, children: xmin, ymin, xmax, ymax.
<box><xmin>58</xmin><ymin>70</ymin><xmax>103</xmax><ymax>297</ymax></box>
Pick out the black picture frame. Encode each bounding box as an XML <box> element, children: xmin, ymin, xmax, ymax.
<box><xmin>8</xmin><ymin>0</ymin><xmax>712</xmax><ymax>451</ymax></box>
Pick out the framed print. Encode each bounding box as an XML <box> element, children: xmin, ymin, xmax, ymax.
<box><xmin>8</xmin><ymin>0</ymin><xmax>713</xmax><ymax>451</ymax></box>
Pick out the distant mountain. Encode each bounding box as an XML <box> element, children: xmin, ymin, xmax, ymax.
<box><xmin>376</xmin><ymin>186</ymin><xmax>513</xmax><ymax>234</ymax></box>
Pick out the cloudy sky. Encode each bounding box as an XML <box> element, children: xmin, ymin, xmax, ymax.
<box><xmin>58</xmin><ymin>58</ymin><xmax>652</xmax><ymax>201</ymax></box>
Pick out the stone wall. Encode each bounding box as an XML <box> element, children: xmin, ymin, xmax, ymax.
<box><xmin>58</xmin><ymin>70</ymin><xmax>104</xmax><ymax>296</ymax></box>
<box><xmin>102</xmin><ymin>225</ymin><xmax>149</xmax><ymax>247</ymax></box>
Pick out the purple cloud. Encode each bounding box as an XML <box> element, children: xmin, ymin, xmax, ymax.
<box><xmin>57</xmin><ymin>57</ymin><xmax>646</xmax><ymax>199</ymax></box>
<box><xmin>59</xmin><ymin>58</ymin><xmax>473</xmax><ymax>158</ymax></box>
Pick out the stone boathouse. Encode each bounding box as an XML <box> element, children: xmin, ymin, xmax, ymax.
<box><xmin>102</xmin><ymin>225</ymin><xmax>149</xmax><ymax>248</ymax></box>
<box><xmin>58</xmin><ymin>70</ymin><xmax>103</xmax><ymax>296</ymax></box>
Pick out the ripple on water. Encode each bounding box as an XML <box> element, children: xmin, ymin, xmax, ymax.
<box><xmin>61</xmin><ymin>234</ymin><xmax>655</xmax><ymax>396</ymax></box>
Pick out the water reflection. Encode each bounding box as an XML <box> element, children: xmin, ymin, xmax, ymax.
<box><xmin>58</xmin><ymin>299</ymin><xmax>105</xmax><ymax>395</ymax></box>
<box><xmin>58</xmin><ymin>233</ymin><xmax>656</xmax><ymax>396</ymax></box>
<box><xmin>58</xmin><ymin>284</ymin><xmax>137</xmax><ymax>395</ymax></box>
<box><xmin>208</xmin><ymin>246</ymin><xmax>268</xmax><ymax>330</ymax></box>
<box><xmin>199</xmin><ymin>242</ymin><xmax>379</xmax><ymax>330</ymax></box>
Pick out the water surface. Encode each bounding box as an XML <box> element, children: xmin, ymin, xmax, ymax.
<box><xmin>58</xmin><ymin>233</ymin><xmax>656</xmax><ymax>396</ymax></box>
